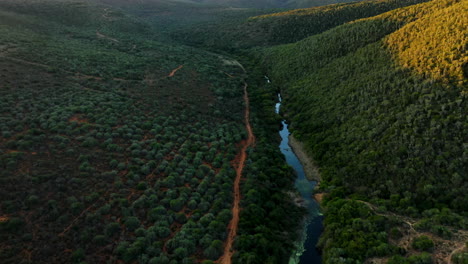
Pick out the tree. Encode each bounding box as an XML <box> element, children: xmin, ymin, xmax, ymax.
<box><xmin>412</xmin><ymin>236</ymin><xmax>434</xmax><ymax>252</ymax></box>
<box><xmin>71</xmin><ymin>248</ymin><xmax>85</xmax><ymax>263</ymax></box>
<box><xmin>105</xmin><ymin>222</ymin><xmax>120</xmax><ymax>237</ymax></box>
<box><xmin>124</xmin><ymin>216</ymin><xmax>141</xmax><ymax>231</ymax></box>
<box><xmin>203</xmin><ymin>240</ymin><xmax>223</xmax><ymax>260</ymax></box>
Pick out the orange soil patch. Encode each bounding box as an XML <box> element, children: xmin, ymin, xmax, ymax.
<box><xmin>313</xmin><ymin>193</ymin><xmax>326</xmax><ymax>204</ymax></box>
<box><xmin>0</xmin><ymin>216</ymin><xmax>9</xmax><ymax>223</ymax></box>
<box><xmin>168</xmin><ymin>65</ymin><xmax>184</xmax><ymax>78</ymax></box>
<box><xmin>69</xmin><ymin>115</ymin><xmax>89</xmax><ymax>124</ymax></box>
<box><xmin>217</xmin><ymin>82</ymin><xmax>255</xmax><ymax>264</ymax></box>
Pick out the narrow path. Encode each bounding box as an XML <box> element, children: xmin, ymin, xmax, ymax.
<box><xmin>218</xmin><ymin>82</ymin><xmax>255</xmax><ymax>264</ymax></box>
<box><xmin>96</xmin><ymin>31</ymin><xmax>119</xmax><ymax>43</ymax></box>
<box><xmin>102</xmin><ymin>8</ymin><xmax>111</xmax><ymax>20</ymax></box>
<box><xmin>1</xmin><ymin>55</ymin><xmax>129</xmax><ymax>82</ymax></box>
<box><xmin>0</xmin><ymin>55</ymin><xmax>50</xmax><ymax>69</ymax></box>
<box><xmin>358</xmin><ymin>200</ymin><xmax>468</xmax><ymax>264</ymax></box>
<box><xmin>447</xmin><ymin>244</ymin><xmax>466</xmax><ymax>264</ymax></box>
<box><xmin>167</xmin><ymin>65</ymin><xmax>184</xmax><ymax>77</ymax></box>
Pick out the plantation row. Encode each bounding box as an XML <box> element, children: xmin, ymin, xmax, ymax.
<box><xmin>0</xmin><ymin>1</ymin><xmax>264</xmax><ymax>263</ymax></box>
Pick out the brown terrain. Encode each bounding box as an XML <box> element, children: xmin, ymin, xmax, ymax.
<box><xmin>361</xmin><ymin>201</ymin><xmax>468</xmax><ymax>264</ymax></box>
<box><xmin>167</xmin><ymin>65</ymin><xmax>184</xmax><ymax>77</ymax></box>
<box><xmin>217</xmin><ymin>82</ymin><xmax>255</xmax><ymax>264</ymax></box>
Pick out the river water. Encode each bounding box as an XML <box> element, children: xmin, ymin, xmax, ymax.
<box><xmin>274</xmin><ymin>92</ymin><xmax>323</xmax><ymax>264</ymax></box>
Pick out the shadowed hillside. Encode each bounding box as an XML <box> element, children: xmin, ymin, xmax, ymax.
<box><xmin>170</xmin><ymin>0</ymin><xmax>430</xmax><ymax>50</ymax></box>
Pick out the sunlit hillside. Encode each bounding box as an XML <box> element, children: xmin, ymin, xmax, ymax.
<box><xmin>261</xmin><ymin>0</ymin><xmax>467</xmax><ymax>262</ymax></box>
<box><xmin>170</xmin><ymin>0</ymin><xmax>430</xmax><ymax>50</ymax></box>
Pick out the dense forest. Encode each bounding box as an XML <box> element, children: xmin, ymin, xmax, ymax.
<box><xmin>169</xmin><ymin>0</ymin><xmax>431</xmax><ymax>50</ymax></box>
<box><xmin>260</xmin><ymin>0</ymin><xmax>467</xmax><ymax>263</ymax></box>
<box><xmin>1</xmin><ymin>0</ymin><xmax>466</xmax><ymax>263</ymax></box>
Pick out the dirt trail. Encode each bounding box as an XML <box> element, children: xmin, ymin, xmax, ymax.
<box><xmin>96</xmin><ymin>31</ymin><xmax>119</xmax><ymax>43</ymax></box>
<box><xmin>218</xmin><ymin>82</ymin><xmax>255</xmax><ymax>264</ymax></box>
<box><xmin>58</xmin><ymin>203</ymin><xmax>97</xmax><ymax>237</ymax></box>
<box><xmin>102</xmin><ymin>8</ymin><xmax>111</xmax><ymax>20</ymax></box>
<box><xmin>447</xmin><ymin>244</ymin><xmax>466</xmax><ymax>264</ymax></box>
<box><xmin>358</xmin><ymin>200</ymin><xmax>468</xmax><ymax>264</ymax></box>
<box><xmin>0</xmin><ymin>55</ymin><xmax>51</xmax><ymax>69</ymax></box>
<box><xmin>167</xmin><ymin>65</ymin><xmax>184</xmax><ymax>77</ymax></box>
<box><xmin>0</xmin><ymin>55</ymin><xmax>130</xmax><ymax>82</ymax></box>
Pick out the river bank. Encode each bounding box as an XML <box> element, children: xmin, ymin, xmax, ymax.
<box><xmin>287</xmin><ymin>134</ymin><xmax>327</xmax><ymax>205</ymax></box>
<box><xmin>288</xmin><ymin>135</ymin><xmax>321</xmax><ymax>182</ymax></box>
<box><xmin>275</xmin><ymin>93</ymin><xmax>323</xmax><ymax>264</ymax></box>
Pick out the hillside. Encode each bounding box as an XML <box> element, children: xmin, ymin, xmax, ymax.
<box><xmin>260</xmin><ymin>0</ymin><xmax>467</xmax><ymax>262</ymax></box>
<box><xmin>170</xmin><ymin>0</ymin><xmax>430</xmax><ymax>50</ymax></box>
<box><xmin>103</xmin><ymin>0</ymin><xmax>360</xmax><ymax>9</ymax></box>
<box><xmin>0</xmin><ymin>0</ymin><xmax>466</xmax><ymax>263</ymax></box>
<box><xmin>0</xmin><ymin>1</ymin><xmax>307</xmax><ymax>263</ymax></box>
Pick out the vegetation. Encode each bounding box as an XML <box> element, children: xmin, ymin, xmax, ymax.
<box><xmin>0</xmin><ymin>1</ymin><xmax>249</xmax><ymax>263</ymax></box>
<box><xmin>1</xmin><ymin>0</ymin><xmax>466</xmax><ymax>263</ymax></box>
<box><xmin>412</xmin><ymin>236</ymin><xmax>434</xmax><ymax>252</ymax></box>
<box><xmin>234</xmin><ymin>61</ymin><xmax>307</xmax><ymax>263</ymax></box>
<box><xmin>0</xmin><ymin>0</ymin><xmax>312</xmax><ymax>263</ymax></box>
<box><xmin>170</xmin><ymin>0</ymin><xmax>430</xmax><ymax>50</ymax></box>
<box><xmin>260</xmin><ymin>0</ymin><xmax>467</xmax><ymax>262</ymax></box>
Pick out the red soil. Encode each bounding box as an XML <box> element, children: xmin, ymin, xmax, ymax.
<box><xmin>168</xmin><ymin>65</ymin><xmax>184</xmax><ymax>77</ymax></box>
<box><xmin>218</xmin><ymin>82</ymin><xmax>255</xmax><ymax>264</ymax></box>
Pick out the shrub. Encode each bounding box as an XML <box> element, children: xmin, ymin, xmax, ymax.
<box><xmin>124</xmin><ymin>216</ymin><xmax>140</xmax><ymax>231</ymax></box>
<box><xmin>412</xmin><ymin>236</ymin><xmax>434</xmax><ymax>251</ymax></box>
<box><xmin>71</xmin><ymin>248</ymin><xmax>85</xmax><ymax>263</ymax></box>
<box><xmin>105</xmin><ymin>222</ymin><xmax>120</xmax><ymax>237</ymax></box>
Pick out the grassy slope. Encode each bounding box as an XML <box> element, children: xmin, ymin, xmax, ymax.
<box><xmin>261</xmin><ymin>0</ymin><xmax>467</xmax><ymax>262</ymax></box>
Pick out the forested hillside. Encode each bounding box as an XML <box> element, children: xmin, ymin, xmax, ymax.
<box><xmin>0</xmin><ymin>1</ymin><xmax>305</xmax><ymax>263</ymax></box>
<box><xmin>261</xmin><ymin>0</ymin><xmax>467</xmax><ymax>262</ymax></box>
<box><xmin>170</xmin><ymin>0</ymin><xmax>429</xmax><ymax>50</ymax></box>
<box><xmin>111</xmin><ymin>0</ymin><xmax>360</xmax><ymax>9</ymax></box>
<box><xmin>1</xmin><ymin>0</ymin><xmax>466</xmax><ymax>263</ymax></box>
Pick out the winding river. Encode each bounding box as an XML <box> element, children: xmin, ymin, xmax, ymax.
<box><xmin>274</xmin><ymin>91</ymin><xmax>323</xmax><ymax>264</ymax></box>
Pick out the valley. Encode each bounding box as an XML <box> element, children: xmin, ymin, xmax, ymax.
<box><xmin>0</xmin><ymin>0</ymin><xmax>466</xmax><ymax>263</ymax></box>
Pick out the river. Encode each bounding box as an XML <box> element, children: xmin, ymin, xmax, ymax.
<box><xmin>274</xmin><ymin>92</ymin><xmax>323</xmax><ymax>264</ymax></box>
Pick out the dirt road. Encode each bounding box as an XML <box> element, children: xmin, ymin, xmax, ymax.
<box><xmin>218</xmin><ymin>82</ymin><xmax>255</xmax><ymax>264</ymax></box>
<box><xmin>168</xmin><ymin>65</ymin><xmax>183</xmax><ymax>77</ymax></box>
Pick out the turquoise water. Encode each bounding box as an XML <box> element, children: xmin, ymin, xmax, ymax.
<box><xmin>276</xmin><ymin>94</ymin><xmax>323</xmax><ymax>264</ymax></box>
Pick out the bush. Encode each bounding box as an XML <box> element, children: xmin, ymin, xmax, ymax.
<box><xmin>412</xmin><ymin>236</ymin><xmax>434</xmax><ymax>251</ymax></box>
<box><xmin>71</xmin><ymin>248</ymin><xmax>85</xmax><ymax>263</ymax></box>
<box><xmin>451</xmin><ymin>252</ymin><xmax>468</xmax><ymax>264</ymax></box>
<box><xmin>105</xmin><ymin>222</ymin><xmax>120</xmax><ymax>237</ymax></box>
<box><xmin>408</xmin><ymin>253</ymin><xmax>432</xmax><ymax>264</ymax></box>
<box><xmin>124</xmin><ymin>216</ymin><xmax>141</xmax><ymax>231</ymax></box>
<box><xmin>93</xmin><ymin>235</ymin><xmax>107</xmax><ymax>246</ymax></box>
